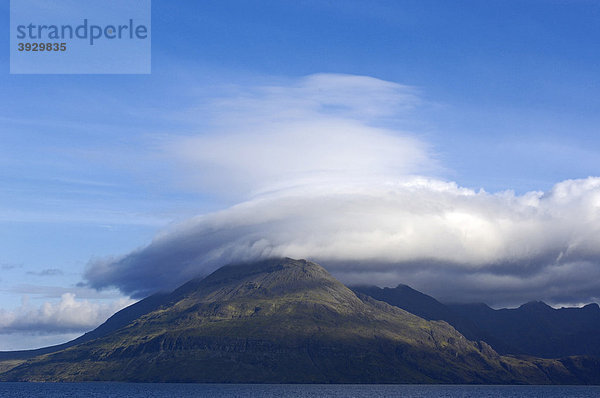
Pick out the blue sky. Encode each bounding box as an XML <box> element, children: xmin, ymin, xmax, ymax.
<box><xmin>2</xmin><ymin>0</ymin><xmax>600</xmax><ymax>349</ymax></box>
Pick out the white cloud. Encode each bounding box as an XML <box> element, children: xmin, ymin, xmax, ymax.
<box><xmin>85</xmin><ymin>176</ymin><xmax>600</xmax><ymax>306</ymax></box>
<box><xmin>0</xmin><ymin>293</ymin><xmax>134</xmax><ymax>334</ymax></box>
<box><xmin>169</xmin><ymin>120</ymin><xmax>429</xmax><ymax>199</ymax></box>
<box><xmin>84</xmin><ymin>74</ymin><xmax>600</xmax><ymax>307</ymax></box>
<box><xmin>164</xmin><ymin>73</ymin><xmax>433</xmax><ymax>199</ymax></box>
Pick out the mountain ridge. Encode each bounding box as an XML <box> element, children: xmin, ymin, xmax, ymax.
<box><xmin>1</xmin><ymin>258</ymin><xmax>599</xmax><ymax>383</ymax></box>
<box><xmin>353</xmin><ymin>284</ymin><xmax>600</xmax><ymax>358</ymax></box>
<box><xmin>448</xmin><ymin>300</ymin><xmax>600</xmax><ymax>358</ymax></box>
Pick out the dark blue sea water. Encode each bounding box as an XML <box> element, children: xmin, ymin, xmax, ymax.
<box><xmin>0</xmin><ymin>383</ymin><xmax>599</xmax><ymax>398</ymax></box>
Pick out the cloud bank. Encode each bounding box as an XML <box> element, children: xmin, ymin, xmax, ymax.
<box><xmin>85</xmin><ymin>74</ymin><xmax>600</xmax><ymax>307</ymax></box>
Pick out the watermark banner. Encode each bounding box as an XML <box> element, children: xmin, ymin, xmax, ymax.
<box><xmin>10</xmin><ymin>0</ymin><xmax>151</xmax><ymax>74</ymax></box>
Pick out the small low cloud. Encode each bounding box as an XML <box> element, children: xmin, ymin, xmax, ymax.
<box><xmin>9</xmin><ymin>283</ymin><xmax>127</xmax><ymax>301</ymax></box>
<box><xmin>1</xmin><ymin>263</ymin><xmax>23</xmax><ymax>270</ymax></box>
<box><xmin>0</xmin><ymin>293</ymin><xmax>134</xmax><ymax>334</ymax></box>
<box><xmin>27</xmin><ymin>268</ymin><xmax>64</xmax><ymax>277</ymax></box>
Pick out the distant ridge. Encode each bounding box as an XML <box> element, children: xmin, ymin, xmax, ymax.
<box><xmin>352</xmin><ymin>284</ymin><xmax>600</xmax><ymax>358</ymax></box>
<box><xmin>448</xmin><ymin>301</ymin><xmax>600</xmax><ymax>358</ymax></box>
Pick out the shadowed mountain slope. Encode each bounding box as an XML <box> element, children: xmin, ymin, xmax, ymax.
<box><xmin>448</xmin><ymin>301</ymin><xmax>600</xmax><ymax>358</ymax></box>
<box><xmin>1</xmin><ymin>258</ymin><xmax>599</xmax><ymax>383</ymax></box>
<box><xmin>352</xmin><ymin>284</ymin><xmax>600</xmax><ymax>359</ymax></box>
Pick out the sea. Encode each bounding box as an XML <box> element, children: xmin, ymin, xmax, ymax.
<box><xmin>0</xmin><ymin>383</ymin><xmax>599</xmax><ymax>398</ymax></box>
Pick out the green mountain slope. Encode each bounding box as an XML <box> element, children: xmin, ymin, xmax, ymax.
<box><xmin>1</xmin><ymin>258</ymin><xmax>598</xmax><ymax>383</ymax></box>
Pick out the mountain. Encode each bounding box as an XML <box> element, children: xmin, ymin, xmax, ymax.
<box><xmin>352</xmin><ymin>284</ymin><xmax>600</xmax><ymax>359</ymax></box>
<box><xmin>351</xmin><ymin>284</ymin><xmax>481</xmax><ymax>340</ymax></box>
<box><xmin>448</xmin><ymin>301</ymin><xmax>600</xmax><ymax>358</ymax></box>
<box><xmin>1</xmin><ymin>258</ymin><xmax>598</xmax><ymax>383</ymax></box>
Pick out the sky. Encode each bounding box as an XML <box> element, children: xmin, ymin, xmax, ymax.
<box><xmin>1</xmin><ymin>0</ymin><xmax>600</xmax><ymax>350</ymax></box>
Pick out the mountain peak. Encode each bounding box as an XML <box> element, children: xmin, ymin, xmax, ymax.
<box><xmin>518</xmin><ymin>301</ymin><xmax>553</xmax><ymax>311</ymax></box>
<box><xmin>164</xmin><ymin>257</ymin><xmax>339</xmax><ymax>303</ymax></box>
<box><xmin>154</xmin><ymin>257</ymin><xmax>367</xmax><ymax>323</ymax></box>
<box><xmin>583</xmin><ymin>302</ymin><xmax>600</xmax><ymax>311</ymax></box>
<box><xmin>202</xmin><ymin>257</ymin><xmax>329</xmax><ymax>286</ymax></box>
